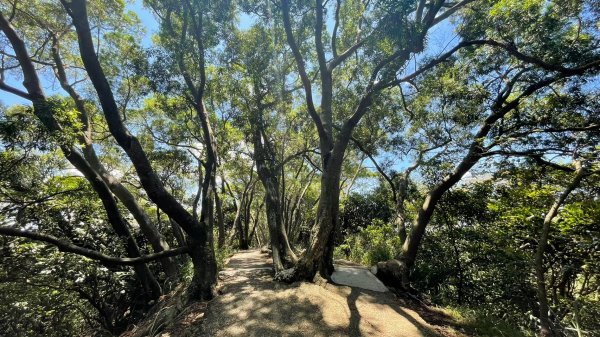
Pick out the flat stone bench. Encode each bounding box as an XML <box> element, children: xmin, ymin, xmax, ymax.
<box><xmin>331</xmin><ymin>264</ymin><xmax>389</xmax><ymax>292</ymax></box>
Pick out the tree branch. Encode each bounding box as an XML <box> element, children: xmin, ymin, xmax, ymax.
<box><xmin>474</xmin><ymin>39</ymin><xmax>600</xmax><ymax>75</ymax></box>
<box><xmin>331</xmin><ymin>0</ymin><xmax>341</xmax><ymax>58</ymax></box>
<box><xmin>432</xmin><ymin>0</ymin><xmax>475</xmax><ymax>26</ymax></box>
<box><xmin>0</xmin><ymin>80</ymin><xmax>31</xmax><ymax>99</ymax></box>
<box><xmin>280</xmin><ymin>0</ymin><xmax>326</xmax><ymax>140</ymax></box>
<box><xmin>0</xmin><ymin>227</ymin><xmax>189</xmax><ymax>265</ymax></box>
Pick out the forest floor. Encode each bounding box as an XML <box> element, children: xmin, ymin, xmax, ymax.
<box><xmin>200</xmin><ymin>249</ymin><xmax>460</xmax><ymax>337</ymax></box>
<box><xmin>124</xmin><ymin>249</ymin><xmax>464</xmax><ymax>337</ymax></box>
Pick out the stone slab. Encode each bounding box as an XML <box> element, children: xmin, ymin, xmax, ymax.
<box><xmin>331</xmin><ymin>265</ymin><xmax>389</xmax><ymax>292</ymax></box>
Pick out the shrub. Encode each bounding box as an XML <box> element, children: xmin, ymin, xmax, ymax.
<box><xmin>335</xmin><ymin>219</ymin><xmax>400</xmax><ymax>266</ymax></box>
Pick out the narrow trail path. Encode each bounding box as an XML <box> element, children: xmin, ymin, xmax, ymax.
<box><xmin>199</xmin><ymin>249</ymin><xmax>442</xmax><ymax>337</ymax></box>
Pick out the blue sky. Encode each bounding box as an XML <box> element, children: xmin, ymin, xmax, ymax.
<box><xmin>0</xmin><ymin>1</ymin><xmax>460</xmax><ymax>187</ymax></box>
<box><xmin>1</xmin><ymin>1</ymin><xmax>458</xmax><ymax>107</ymax></box>
<box><xmin>0</xmin><ymin>0</ymin><xmax>260</xmax><ymax>107</ymax></box>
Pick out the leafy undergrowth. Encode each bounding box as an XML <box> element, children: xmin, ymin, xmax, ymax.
<box><xmin>392</xmin><ymin>296</ymin><xmax>531</xmax><ymax>337</ymax></box>
<box><xmin>119</xmin><ymin>284</ymin><xmax>206</xmax><ymax>337</ymax></box>
<box><xmin>442</xmin><ymin>307</ymin><xmax>531</xmax><ymax>337</ymax></box>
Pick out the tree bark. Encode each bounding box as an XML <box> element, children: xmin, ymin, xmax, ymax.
<box><xmin>0</xmin><ymin>11</ymin><xmax>162</xmax><ymax>300</ymax></box>
<box><xmin>535</xmin><ymin>162</ymin><xmax>586</xmax><ymax>337</ymax></box>
<box><xmin>214</xmin><ymin>176</ymin><xmax>226</xmax><ymax>249</ymax></box>
<box><xmin>283</xmin><ymin>148</ymin><xmax>344</xmax><ymax>283</ymax></box>
<box><xmin>189</xmin><ymin>100</ymin><xmax>218</xmax><ymax>299</ymax></box>
<box><xmin>62</xmin><ymin>0</ymin><xmax>216</xmax><ymax>300</ymax></box>
<box><xmin>250</xmin><ymin>105</ymin><xmax>297</xmax><ymax>271</ymax></box>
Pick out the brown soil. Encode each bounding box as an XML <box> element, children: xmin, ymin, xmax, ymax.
<box><xmin>122</xmin><ymin>249</ymin><xmax>466</xmax><ymax>337</ymax></box>
<box><xmin>199</xmin><ymin>249</ymin><xmax>458</xmax><ymax>337</ymax></box>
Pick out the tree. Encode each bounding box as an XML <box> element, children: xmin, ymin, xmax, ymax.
<box><xmin>59</xmin><ymin>0</ymin><xmax>218</xmax><ymax>300</ymax></box>
<box><xmin>274</xmin><ymin>0</ymin><xmax>482</xmax><ymax>282</ymax></box>
<box><xmin>375</xmin><ymin>0</ymin><xmax>600</xmax><ymax>288</ymax></box>
<box><xmin>0</xmin><ymin>9</ymin><xmax>166</xmax><ymax>300</ymax></box>
<box><xmin>224</xmin><ymin>23</ymin><xmax>302</xmax><ymax>270</ymax></box>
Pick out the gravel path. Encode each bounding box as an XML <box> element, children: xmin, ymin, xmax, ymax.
<box><xmin>199</xmin><ymin>249</ymin><xmax>441</xmax><ymax>337</ymax></box>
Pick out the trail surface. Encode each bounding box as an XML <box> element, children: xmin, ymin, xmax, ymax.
<box><xmin>200</xmin><ymin>249</ymin><xmax>442</xmax><ymax>337</ymax></box>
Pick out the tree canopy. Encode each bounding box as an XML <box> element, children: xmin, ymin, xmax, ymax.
<box><xmin>0</xmin><ymin>0</ymin><xmax>599</xmax><ymax>336</ymax></box>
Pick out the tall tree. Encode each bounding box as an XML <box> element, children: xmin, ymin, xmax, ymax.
<box><xmin>375</xmin><ymin>0</ymin><xmax>600</xmax><ymax>288</ymax></box>
<box><xmin>226</xmin><ymin>24</ymin><xmax>300</xmax><ymax>270</ymax></box>
<box><xmin>0</xmin><ymin>9</ymin><xmax>165</xmax><ymax>300</ymax></box>
<box><xmin>59</xmin><ymin>0</ymin><xmax>217</xmax><ymax>300</ymax></box>
<box><xmin>277</xmin><ymin>0</ymin><xmax>478</xmax><ymax>281</ymax></box>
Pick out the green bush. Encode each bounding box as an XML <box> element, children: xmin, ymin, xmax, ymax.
<box><xmin>335</xmin><ymin>219</ymin><xmax>400</xmax><ymax>266</ymax></box>
<box><xmin>215</xmin><ymin>246</ymin><xmax>234</xmax><ymax>271</ymax></box>
<box><xmin>445</xmin><ymin>306</ymin><xmax>531</xmax><ymax>337</ymax></box>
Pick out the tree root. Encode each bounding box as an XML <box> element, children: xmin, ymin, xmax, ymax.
<box><xmin>274</xmin><ymin>267</ymin><xmax>298</xmax><ymax>283</ymax></box>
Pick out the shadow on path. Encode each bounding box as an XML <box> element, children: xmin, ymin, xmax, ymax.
<box><xmin>201</xmin><ymin>249</ymin><xmax>441</xmax><ymax>337</ymax></box>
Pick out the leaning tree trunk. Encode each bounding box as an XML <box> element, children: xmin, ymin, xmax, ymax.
<box><xmin>375</xmin><ymin>147</ymin><xmax>481</xmax><ymax>290</ymax></box>
<box><xmin>64</xmin><ymin>0</ymin><xmax>216</xmax><ymax>300</ymax></box>
<box><xmin>83</xmin><ymin>147</ymin><xmax>179</xmax><ymax>278</ymax></box>
<box><xmin>0</xmin><ymin>12</ymin><xmax>161</xmax><ymax>300</ymax></box>
<box><xmin>535</xmin><ymin>162</ymin><xmax>585</xmax><ymax>337</ymax></box>
<box><xmin>64</xmin><ymin>147</ymin><xmax>162</xmax><ymax>300</ymax></box>
<box><xmin>50</xmin><ymin>41</ymin><xmax>178</xmax><ymax>279</ymax></box>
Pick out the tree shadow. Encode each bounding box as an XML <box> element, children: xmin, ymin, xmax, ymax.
<box><xmin>205</xmin><ymin>250</ymin><xmax>442</xmax><ymax>337</ymax></box>
<box><xmin>347</xmin><ymin>287</ymin><xmax>362</xmax><ymax>337</ymax></box>
<box><xmin>201</xmin><ymin>272</ymin><xmax>348</xmax><ymax>336</ymax></box>
<box><xmin>342</xmin><ymin>285</ymin><xmax>442</xmax><ymax>337</ymax></box>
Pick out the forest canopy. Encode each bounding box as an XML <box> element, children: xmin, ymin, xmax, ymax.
<box><xmin>0</xmin><ymin>0</ymin><xmax>599</xmax><ymax>336</ymax></box>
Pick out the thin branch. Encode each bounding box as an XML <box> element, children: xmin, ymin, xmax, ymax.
<box><xmin>349</xmin><ymin>134</ymin><xmax>397</xmax><ymax>201</ymax></box>
<box><xmin>432</xmin><ymin>0</ymin><xmax>475</xmax><ymax>26</ymax></box>
<box><xmin>0</xmin><ymin>227</ymin><xmax>189</xmax><ymax>265</ymax></box>
<box><xmin>474</xmin><ymin>40</ymin><xmax>600</xmax><ymax>75</ymax></box>
<box><xmin>280</xmin><ymin>0</ymin><xmax>326</xmax><ymax>139</ymax></box>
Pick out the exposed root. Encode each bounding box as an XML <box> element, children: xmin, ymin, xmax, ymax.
<box><xmin>274</xmin><ymin>267</ymin><xmax>298</xmax><ymax>283</ymax></box>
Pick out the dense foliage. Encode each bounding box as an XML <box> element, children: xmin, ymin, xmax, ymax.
<box><xmin>0</xmin><ymin>0</ymin><xmax>598</xmax><ymax>336</ymax></box>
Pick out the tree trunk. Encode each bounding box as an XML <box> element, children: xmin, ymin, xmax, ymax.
<box><xmin>248</xmin><ymin>200</ymin><xmax>262</xmax><ymax>246</ymax></box>
<box><xmin>84</xmin><ymin>147</ymin><xmax>179</xmax><ymax>279</ymax></box>
<box><xmin>169</xmin><ymin>218</ymin><xmax>187</xmax><ymax>249</ymax></box>
<box><xmin>189</xmin><ymin>98</ymin><xmax>219</xmax><ymax>299</ymax></box>
<box><xmin>394</xmin><ymin>185</ymin><xmax>408</xmax><ymax>246</ymax></box>
<box><xmin>187</xmin><ymin>163</ymin><xmax>217</xmax><ymax>300</ymax></box>
<box><xmin>284</xmin><ymin>151</ymin><xmax>343</xmax><ymax>283</ymax></box>
<box><xmin>64</xmin><ymin>0</ymin><xmax>216</xmax><ymax>300</ymax></box>
<box><xmin>262</xmin><ymin>177</ymin><xmax>297</xmax><ymax>271</ymax></box>
<box><xmin>50</xmin><ymin>40</ymin><xmax>178</xmax><ymax>279</ymax></box>
<box><xmin>535</xmin><ymin>162</ymin><xmax>585</xmax><ymax>337</ymax></box>
<box><xmin>0</xmin><ymin>12</ymin><xmax>161</xmax><ymax>300</ymax></box>
<box><xmin>214</xmin><ymin>177</ymin><xmax>226</xmax><ymax>249</ymax></box>
<box><xmin>243</xmin><ymin>186</ymin><xmax>255</xmax><ymax>248</ymax></box>
<box><xmin>63</xmin><ymin>148</ymin><xmax>163</xmax><ymax>301</ymax></box>
<box><xmin>251</xmin><ymin>107</ymin><xmax>297</xmax><ymax>271</ymax></box>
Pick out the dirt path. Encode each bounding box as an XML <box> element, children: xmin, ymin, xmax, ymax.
<box><xmin>199</xmin><ymin>249</ymin><xmax>442</xmax><ymax>337</ymax></box>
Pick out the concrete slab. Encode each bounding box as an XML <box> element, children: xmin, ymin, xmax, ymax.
<box><xmin>331</xmin><ymin>264</ymin><xmax>389</xmax><ymax>292</ymax></box>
